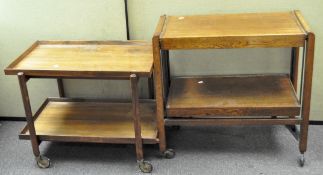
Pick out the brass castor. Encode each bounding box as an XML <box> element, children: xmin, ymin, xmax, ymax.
<box><xmin>138</xmin><ymin>160</ymin><xmax>153</xmax><ymax>173</ymax></box>
<box><xmin>299</xmin><ymin>154</ymin><xmax>305</xmax><ymax>167</ymax></box>
<box><xmin>36</xmin><ymin>155</ymin><xmax>50</xmax><ymax>169</ymax></box>
<box><xmin>163</xmin><ymin>149</ymin><xmax>175</xmax><ymax>159</ymax></box>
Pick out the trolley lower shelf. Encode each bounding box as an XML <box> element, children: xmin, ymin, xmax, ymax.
<box><xmin>166</xmin><ymin>74</ymin><xmax>300</xmax><ymax>117</ymax></box>
<box><xmin>19</xmin><ymin>98</ymin><xmax>158</xmax><ymax>144</ymax></box>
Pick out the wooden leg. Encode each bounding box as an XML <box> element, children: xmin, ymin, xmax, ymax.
<box><xmin>130</xmin><ymin>74</ymin><xmax>143</xmax><ymax>161</ymax></box>
<box><xmin>18</xmin><ymin>73</ymin><xmax>50</xmax><ymax>168</ymax></box>
<box><xmin>18</xmin><ymin>72</ymin><xmax>40</xmax><ymax>157</ymax></box>
<box><xmin>57</xmin><ymin>78</ymin><xmax>65</xmax><ymax>97</ymax></box>
<box><xmin>153</xmin><ymin>36</ymin><xmax>167</xmax><ymax>153</ymax></box>
<box><xmin>131</xmin><ymin>74</ymin><xmax>153</xmax><ymax>173</ymax></box>
<box><xmin>299</xmin><ymin>33</ymin><xmax>315</xmax><ymax>154</ymax></box>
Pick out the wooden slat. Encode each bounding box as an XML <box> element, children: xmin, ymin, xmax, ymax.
<box><xmin>160</xmin><ymin>11</ymin><xmax>306</xmax><ymax>49</ymax></box>
<box><xmin>166</xmin><ymin>75</ymin><xmax>301</xmax><ymax>117</ymax></box>
<box><xmin>4</xmin><ymin>40</ymin><xmax>153</xmax><ymax>77</ymax></box>
<box><xmin>19</xmin><ymin>99</ymin><xmax>158</xmax><ymax>143</ymax></box>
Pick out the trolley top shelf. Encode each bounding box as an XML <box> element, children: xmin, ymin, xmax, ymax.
<box><xmin>4</xmin><ymin>40</ymin><xmax>153</xmax><ymax>78</ymax></box>
<box><xmin>159</xmin><ymin>10</ymin><xmax>311</xmax><ymax>49</ymax></box>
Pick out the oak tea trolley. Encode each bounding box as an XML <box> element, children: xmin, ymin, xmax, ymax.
<box><xmin>4</xmin><ymin>40</ymin><xmax>174</xmax><ymax>173</ymax></box>
<box><xmin>152</xmin><ymin>10</ymin><xmax>315</xmax><ymax>166</ymax></box>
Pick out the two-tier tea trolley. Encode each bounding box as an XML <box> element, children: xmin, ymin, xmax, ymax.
<box><xmin>153</xmin><ymin>10</ymin><xmax>315</xmax><ymax>166</ymax></box>
<box><xmin>4</xmin><ymin>40</ymin><xmax>174</xmax><ymax>173</ymax></box>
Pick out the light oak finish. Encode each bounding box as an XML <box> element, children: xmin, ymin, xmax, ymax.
<box><xmin>160</xmin><ymin>11</ymin><xmax>307</xmax><ymax>49</ymax></box>
<box><xmin>20</xmin><ymin>99</ymin><xmax>158</xmax><ymax>143</ymax></box>
<box><xmin>166</xmin><ymin>75</ymin><xmax>300</xmax><ymax>117</ymax></box>
<box><xmin>5</xmin><ymin>40</ymin><xmax>153</xmax><ymax>77</ymax></box>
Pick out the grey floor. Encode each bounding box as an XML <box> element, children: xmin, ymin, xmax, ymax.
<box><xmin>0</xmin><ymin>121</ymin><xmax>322</xmax><ymax>175</ymax></box>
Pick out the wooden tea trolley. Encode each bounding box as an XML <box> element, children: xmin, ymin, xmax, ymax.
<box><xmin>153</xmin><ymin>10</ymin><xmax>315</xmax><ymax>166</ymax></box>
<box><xmin>4</xmin><ymin>40</ymin><xmax>174</xmax><ymax>173</ymax></box>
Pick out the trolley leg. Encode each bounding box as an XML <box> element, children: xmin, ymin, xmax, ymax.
<box><xmin>57</xmin><ymin>78</ymin><xmax>65</xmax><ymax>97</ymax></box>
<box><xmin>130</xmin><ymin>74</ymin><xmax>153</xmax><ymax>173</ymax></box>
<box><xmin>153</xmin><ymin>36</ymin><xmax>167</xmax><ymax>153</ymax></box>
<box><xmin>153</xmin><ymin>35</ymin><xmax>176</xmax><ymax>159</ymax></box>
<box><xmin>298</xmin><ymin>33</ymin><xmax>315</xmax><ymax>167</ymax></box>
<box><xmin>18</xmin><ymin>72</ymin><xmax>50</xmax><ymax>168</ymax></box>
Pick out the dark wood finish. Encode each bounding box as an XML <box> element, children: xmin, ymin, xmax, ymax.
<box><xmin>4</xmin><ymin>40</ymin><xmax>153</xmax><ymax>78</ymax></box>
<box><xmin>57</xmin><ymin>78</ymin><xmax>65</xmax><ymax>97</ymax></box>
<box><xmin>160</xmin><ymin>11</ymin><xmax>307</xmax><ymax>49</ymax></box>
<box><xmin>17</xmin><ymin>72</ymin><xmax>40</xmax><ymax>157</ymax></box>
<box><xmin>299</xmin><ymin>32</ymin><xmax>315</xmax><ymax>153</ymax></box>
<box><xmin>19</xmin><ymin>98</ymin><xmax>158</xmax><ymax>144</ymax></box>
<box><xmin>167</xmin><ymin>75</ymin><xmax>300</xmax><ymax>117</ymax></box>
<box><xmin>165</xmin><ymin>118</ymin><xmax>301</xmax><ymax>126</ymax></box>
<box><xmin>130</xmin><ymin>74</ymin><xmax>144</xmax><ymax>160</ymax></box>
<box><xmin>153</xmin><ymin>15</ymin><xmax>167</xmax><ymax>153</ymax></box>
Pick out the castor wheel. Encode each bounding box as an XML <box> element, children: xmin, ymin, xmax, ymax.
<box><xmin>298</xmin><ymin>154</ymin><xmax>305</xmax><ymax>167</ymax></box>
<box><xmin>163</xmin><ymin>149</ymin><xmax>175</xmax><ymax>159</ymax></box>
<box><xmin>36</xmin><ymin>155</ymin><xmax>50</xmax><ymax>169</ymax></box>
<box><xmin>138</xmin><ymin>160</ymin><xmax>153</xmax><ymax>173</ymax></box>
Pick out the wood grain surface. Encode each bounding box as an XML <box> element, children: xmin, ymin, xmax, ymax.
<box><xmin>160</xmin><ymin>11</ymin><xmax>307</xmax><ymax>49</ymax></box>
<box><xmin>5</xmin><ymin>40</ymin><xmax>153</xmax><ymax>77</ymax></box>
<box><xmin>20</xmin><ymin>99</ymin><xmax>158</xmax><ymax>142</ymax></box>
<box><xmin>166</xmin><ymin>75</ymin><xmax>300</xmax><ymax>117</ymax></box>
